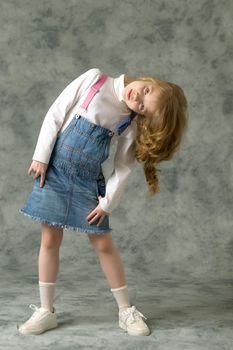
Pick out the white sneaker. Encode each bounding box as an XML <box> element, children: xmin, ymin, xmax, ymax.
<box><xmin>17</xmin><ymin>304</ymin><xmax>58</xmax><ymax>335</ymax></box>
<box><xmin>118</xmin><ymin>305</ymin><xmax>150</xmax><ymax>336</ymax></box>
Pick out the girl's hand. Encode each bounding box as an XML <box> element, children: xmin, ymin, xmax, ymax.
<box><xmin>86</xmin><ymin>196</ymin><xmax>110</xmax><ymax>227</ymax></box>
<box><xmin>28</xmin><ymin>160</ymin><xmax>48</xmax><ymax>188</ymax></box>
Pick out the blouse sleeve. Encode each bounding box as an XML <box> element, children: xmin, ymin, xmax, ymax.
<box><xmin>98</xmin><ymin>124</ymin><xmax>137</xmax><ymax>214</ymax></box>
<box><xmin>32</xmin><ymin>68</ymin><xmax>101</xmax><ymax>164</ymax></box>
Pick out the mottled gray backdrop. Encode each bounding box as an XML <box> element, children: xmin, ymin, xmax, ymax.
<box><xmin>1</xmin><ymin>0</ymin><xmax>232</xmax><ymax>348</ymax></box>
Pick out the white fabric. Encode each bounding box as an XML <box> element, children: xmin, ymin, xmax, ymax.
<box><xmin>39</xmin><ymin>281</ymin><xmax>55</xmax><ymax>312</ymax></box>
<box><xmin>32</xmin><ymin>68</ymin><xmax>137</xmax><ymax>213</ymax></box>
<box><xmin>110</xmin><ymin>284</ymin><xmax>131</xmax><ymax>310</ymax></box>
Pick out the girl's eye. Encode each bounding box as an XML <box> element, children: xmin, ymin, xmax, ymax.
<box><xmin>144</xmin><ymin>87</ymin><xmax>150</xmax><ymax>94</ymax></box>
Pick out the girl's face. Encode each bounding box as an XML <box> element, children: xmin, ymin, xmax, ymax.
<box><xmin>122</xmin><ymin>80</ymin><xmax>160</xmax><ymax>117</ymax></box>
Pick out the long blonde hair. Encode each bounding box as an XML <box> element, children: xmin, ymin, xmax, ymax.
<box><xmin>125</xmin><ymin>74</ymin><xmax>188</xmax><ymax>195</ymax></box>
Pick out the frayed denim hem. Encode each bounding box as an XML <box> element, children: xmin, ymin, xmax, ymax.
<box><xmin>19</xmin><ymin>209</ymin><xmax>112</xmax><ymax>235</ymax></box>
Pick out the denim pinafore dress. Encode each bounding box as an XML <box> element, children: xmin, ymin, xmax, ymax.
<box><xmin>19</xmin><ymin>74</ymin><xmax>136</xmax><ymax>235</ymax></box>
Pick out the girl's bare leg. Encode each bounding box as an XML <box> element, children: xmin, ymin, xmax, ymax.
<box><xmin>17</xmin><ymin>223</ymin><xmax>63</xmax><ymax>333</ymax></box>
<box><xmin>87</xmin><ymin>232</ymin><xmax>150</xmax><ymax>336</ymax></box>
<box><xmin>37</xmin><ymin>223</ymin><xmax>64</xmax><ymax>311</ymax></box>
<box><xmin>88</xmin><ymin>232</ymin><xmax>126</xmax><ymax>288</ymax></box>
<box><xmin>88</xmin><ymin>232</ymin><xmax>131</xmax><ymax>310</ymax></box>
<box><xmin>38</xmin><ymin>223</ymin><xmax>63</xmax><ymax>282</ymax></box>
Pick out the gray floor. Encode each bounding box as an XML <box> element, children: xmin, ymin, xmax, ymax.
<box><xmin>1</xmin><ymin>274</ymin><xmax>233</xmax><ymax>349</ymax></box>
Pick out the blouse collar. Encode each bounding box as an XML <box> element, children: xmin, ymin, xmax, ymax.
<box><xmin>113</xmin><ymin>73</ymin><xmax>126</xmax><ymax>103</ymax></box>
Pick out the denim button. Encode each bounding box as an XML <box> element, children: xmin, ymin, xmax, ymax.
<box><xmin>75</xmin><ymin>114</ymin><xmax>81</xmax><ymax>119</ymax></box>
<box><xmin>108</xmin><ymin>131</ymin><xmax>113</xmax><ymax>136</ymax></box>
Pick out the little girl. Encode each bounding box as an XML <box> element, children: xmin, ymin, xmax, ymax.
<box><xmin>18</xmin><ymin>68</ymin><xmax>188</xmax><ymax>336</ymax></box>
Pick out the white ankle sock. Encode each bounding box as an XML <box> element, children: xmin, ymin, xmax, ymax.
<box><xmin>110</xmin><ymin>285</ymin><xmax>131</xmax><ymax>311</ymax></box>
<box><xmin>39</xmin><ymin>281</ymin><xmax>56</xmax><ymax>312</ymax></box>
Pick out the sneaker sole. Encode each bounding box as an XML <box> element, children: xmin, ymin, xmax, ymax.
<box><xmin>18</xmin><ymin>322</ymin><xmax>58</xmax><ymax>335</ymax></box>
<box><xmin>119</xmin><ymin>321</ymin><xmax>151</xmax><ymax>336</ymax></box>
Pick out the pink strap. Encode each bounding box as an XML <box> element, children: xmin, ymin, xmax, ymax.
<box><xmin>81</xmin><ymin>73</ymin><xmax>108</xmax><ymax>110</ymax></box>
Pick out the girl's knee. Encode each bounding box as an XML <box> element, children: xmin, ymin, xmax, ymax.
<box><xmin>88</xmin><ymin>232</ymin><xmax>114</xmax><ymax>254</ymax></box>
<box><xmin>41</xmin><ymin>223</ymin><xmax>63</xmax><ymax>249</ymax></box>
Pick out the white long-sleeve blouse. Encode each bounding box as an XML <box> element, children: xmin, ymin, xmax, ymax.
<box><xmin>32</xmin><ymin>68</ymin><xmax>138</xmax><ymax>213</ymax></box>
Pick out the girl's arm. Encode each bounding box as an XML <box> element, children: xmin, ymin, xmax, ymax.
<box><xmin>99</xmin><ymin>129</ymin><xmax>136</xmax><ymax>214</ymax></box>
<box><xmin>32</xmin><ymin>68</ymin><xmax>101</xmax><ymax>164</ymax></box>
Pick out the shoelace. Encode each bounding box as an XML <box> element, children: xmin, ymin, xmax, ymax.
<box><xmin>27</xmin><ymin>304</ymin><xmax>41</xmax><ymax>321</ymax></box>
<box><xmin>29</xmin><ymin>304</ymin><xmax>39</xmax><ymax>312</ymax></box>
<box><xmin>29</xmin><ymin>303</ymin><xmax>54</xmax><ymax>315</ymax></box>
<box><xmin>122</xmin><ymin>305</ymin><xmax>147</xmax><ymax>324</ymax></box>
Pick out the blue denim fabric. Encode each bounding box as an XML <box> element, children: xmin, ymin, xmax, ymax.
<box><xmin>19</xmin><ymin>114</ymin><xmax>114</xmax><ymax>234</ymax></box>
